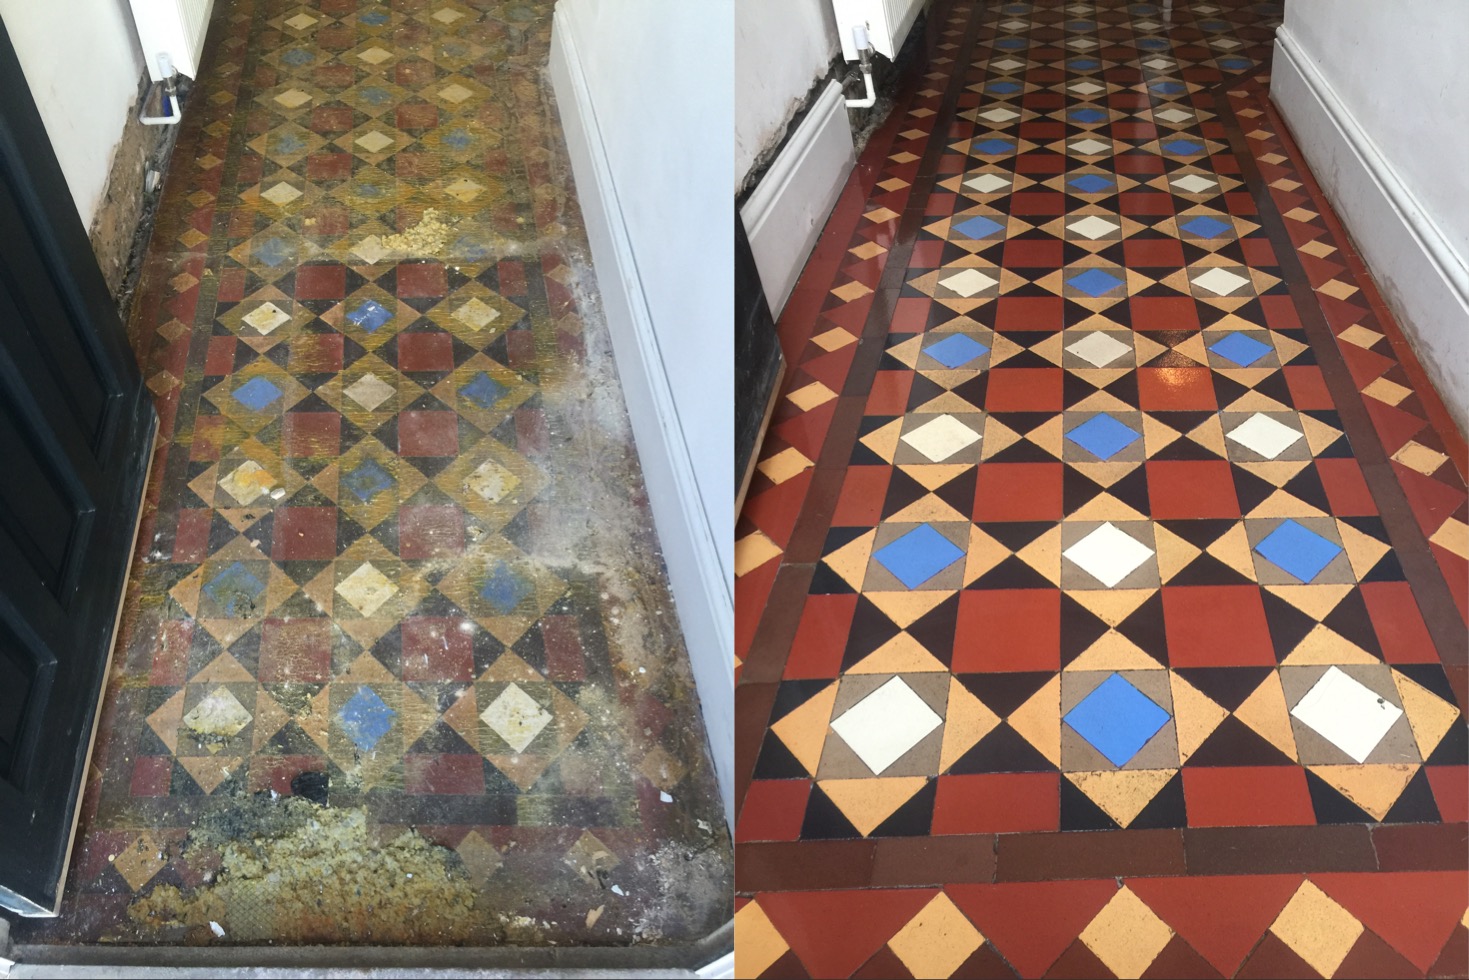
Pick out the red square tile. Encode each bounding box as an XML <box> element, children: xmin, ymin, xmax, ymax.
<box><xmin>1146</xmin><ymin>460</ymin><xmax>1240</xmax><ymax>518</ymax></box>
<box><xmin>735</xmin><ymin>780</ymin><xmax>811</xmax><ymax>842</ymax></box>
<box><xmin>399</xmin><ymin>411</ymin><xmax>459</xmax><ymax>455</ymax></box>
<box><xmin>986</xmin><ymin>367</ymin><xmax>1064</xmax><ymax>410</ymax></box>
<box><xmin>1138</xmin><ymin>367</ymin><xmax>1218</xmax><ymax>410</ymax></box>
<box><xmin>271</xmin><ymin>506</ymin><xmax>338</xmax><ymax>560</ymax></box>
<box><xmin>1361</xmin><ymin>581</ymin><xmax>1438</xmax><ymax>663</ymax></box>
<box><xmin>131</xmin><ymin>756</ymin><xmax>173</xmax><ymax>797</ymax></box>
<box><xmin>250</xmin><ymin>756</ymin><xmax>325</xmax><ymax>797</ymax></box>
<box><xmin>398</xmin><ymin>504</ymin><xmax>464</xmax><ymax>558</ymax></box>
<box><xmin>282</xmin><ymin>412</ymin><xmax>341</xmax><ymax>457</ymax></box>
<box><xmin>306</xmin><ymin>151</ymin><xmax>352</xmax><ymax>181</ymax></box>
<box><xmin>1240</xmin><ymin>237</ymin><xmax>1277</xmax><ymax>267</ymax></box>
<box><xmin>1282</xmin><ymin>364</ymin><xmax>1334</xmax><ymax>410</ymax></box>
<box><xmin>1010</xmin><ymin>192</ymin><xmax>1066</xmax><ymax>216</ymax></box>
<box><xmin>310</xmin><ymin>105</ymin><xmax>353</xmax><ymax>134</ymax></box>
<box><xmin>541</xmin><ymin>615</ymin><xmax>586</xmax><ymax>681</ymax></box>
<box><xmin>1315</xmin><ymin>458</ymin><xmax>1378</xmax><ymax>516</ymax></box>
<box><xmin>404</xmin><ymin>755</ymin><xmax>484</xmax><ymax>795</ymax></box>
<box><xmin>933</xmin><ymin>773</ymin><xmax>1059</xmax><ymax>834</ymax></box>
<box><xmin>832</xmin><ymin>466</ymin><xmax>891</xmax><ymax>527</ymax></box>
<box><xmin>1258</xmin><ymin>295</ymin><xmax>1302</xmax><ymax>331</ymax></box>
<box><xmin>973</xmin><ymin>463</ymin><xmax>1064</xmax><ymax>521</ymax></box>
<box><xmin>394</xmin><ymin>152</ymin><xmax>439</xmax><ymax>180</ymax></box>
<box><xmin>395</xmin><ymin>102</ymin><xmax>439</xmax><ymax>131</ymax></box>
<box><xmin>294</xmin><ymin>264</ymin><xmax>346</xmax><ymax>300</ymax></box>
<box><xmin>1162</xmin><ymin>586</ymin><xmax>1276</xmax><ymax>666</ymax></box>
<box><xmin>289</xmin><ymin>334</ymin><xmax>344</xmax><ymax>374</ymax></box>
<box><xmin>954</xmin><ymin>590</ymin><xmax>1060</xmax><ymax>672</ymax></box>
<box><xmin>173</xmin><ymin>508</ymin><xmax>212</xmax><ymax>562</ymax></box>
<box><xmin>1004</xmin><ymin>239</ymin><xmax>1064</xmax><ymax>268</ymax></box>
<box><xmin>191</xmin><ymin>415</ymin><xmax>227</xmax><ymax>461</ymax></box>
<box><xmin>398</xmin><ymin>331</ymin><xmax>455</xmax><ymax>372</ymax></box>
<box><xmin>1123</xmin><ymin>238</ymin><xmax>1185</xmax><ymax>267</ymax></box>
<box><xmin>1119</xmin><ymin>191</ymin><xmax>1175</xmax><ymax>216</ymax></box>
<box><xmin>785</xmin><ymin>594</ymin><xmax>859</xmax><ymax>679</ymax></box>
<box><xmin>204</xmin><ymin>336</ymin><xmax>237</xmax><ymax>375</ymax></box>
<box><xmin>1130</xmin><ymin>296</ymin><xmax>1200</xmax><ymax>332</ymax></box>
<box><xmin>865</xmin><ymin>371</ymin><xmax>912</xmax><ymax>415</ymax></box>
<box><xmin>506</xmin><ymin>329</ymin><xmax>538</xmax><ymax>370</ymax></box>
<box><xmin>1115</xmin><ymin>155</ymin><xmax>1164</xmax><ymax>175</ymax></box>
<box><xmin>396</xmin><ymin>262</ymin><xmax>447</xmax><ymax>298</ymax></box>
<box><xmin>1426</xmin><ymin>767</ymin><xmax>1468</xmax><ymax>822</ymax></box>
<box><xmin>1182</xmin><ymin>767</ymin><xmax>1315</xmax><ymax>827</ymax></box>
<box><xmin>401</xmin><ymin>617</ymin><xmax>474</xmax><ymax>681</ymax></box>
<box><xmin>258</xmin><ymin>619</ymin><xmax>332</xmax><ymax>682</ymax></box>
<box><xmin>994</xmin><ymin>296</ymin><xmax>1063</xmax><ymax>332</ymax></box>
<box><xmin>888</xmin><ymin>297</ymin><xmax>931</xmax><ymax>333</ymax></box>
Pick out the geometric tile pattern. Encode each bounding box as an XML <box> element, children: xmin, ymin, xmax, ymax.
<box><xmin>738</xmin><ymin>872</ymin><xmax>1469</xmax><ymax>978</ymax></box>
<box><xmin>737</xmin><ymin>2</ymin><xmax>1467</xmax><ymax>974</ymax></box>
<box><xmin>16</xmin><ymin>0</ymin><xmax>728</xmax><ymax>948</ymax></box>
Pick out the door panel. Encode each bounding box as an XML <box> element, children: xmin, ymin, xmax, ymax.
<box><xmin>0</xmin><ymin>20</ymin><xmax>157</xmax><ymax>916</ymax></box>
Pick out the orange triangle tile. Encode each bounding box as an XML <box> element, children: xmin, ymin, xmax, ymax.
<box><xmin>1126</xmin><ymin>874</ymin><xmax>1302</xmax><ymax>977</ymax></box>
<box><xmin>757</xmin><ymin>889</ymin><xmax>938</xmax><ymax>980</ymax></box>
<box><xmin>947</xmin><ymin>880</ymin><xmax>1116</xmax><ymax>977</ymax></box>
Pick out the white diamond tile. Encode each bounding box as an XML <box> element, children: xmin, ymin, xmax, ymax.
<box><xmin>1069</xmin><ymin>80</ymin><xmax>1105</xmax><ymax>95</ymax></box>
<box><xmin>1171</xmin><ymin>173</ymin><xmax>1219</xmax><ymax>194</ymax></box>
<box><xmin>344</xmin><ymin>373</ymin><xmax>396</xmax><ymax>411</ymax></box>
<box><xmin>1066</xmin><ymin>331</ymin><xmax>1131</xmax><ymax>367</ymax></box>
<box><xmin>218</xmin><ymin>461</ymin><xmax>275</xmax><ymax>505</ymax></box>
<box><xmin>467</xmin><ymin>459</ymin><xmax>519</xmax><ymax>503</ymax></box>
<box><xmin>979</xmin><ymin>107</ymin><xmax>1020</xmax><ymax>123</ymax></box>
<box><xmin>182</xmin><ymin>687</ymin><xmax>253</xmax><ymax>738</ymax></box>
<box><xmin>830</xmin><ymin>678</ymin><xmax>942</xmax><ymax>775</ymax></box>
<box><xmin>1070</xmin><ymin>138</ymin><xmax>1111</xmax><ymax>155</ymax></box>
<box><xmin>1227</xmin><ymin>413</ymin><xmax>1303</xmax><ymax>459</ymax></box>
<box><xmin>481</xmin><ymin>683</ymin><xmax>552</xmax><ymax>753</ymax></box>
<box><xmin>261</xmin><ymin>182</ymin><xmax>302</xmax><ymax>206</ymax></box>
<box><xmin>1155</xmin><ymin>107</ymin><xmax>1193</xmax><ymax>124</ymax></box>
<box><xmin>1068</xmin><ymin>215</ymin><xmax>1120</xmax><ymax>240</ymax></box>
<box><xmin>1063</xmin><ymin>523</ymin><xmax>1154</xmax><ymax>587</ymax></box>
<box><xmin>901</xmin><ymin>415</ymin><xmax>981</xmax><ymax>462</ymax></box>
<box><xmin>939</xmin><ymin>269</ymin><xmax>998</xmax><ymax>297</ymax></box>
<box><xmin>1291</xmin><ymin>667</ymin><xmax>1404</xmax><ymax>763</ymax></box>
<box><xmin>336</xmin><ymin>562</ymin><xmax>398</xmax><ymax>616</ymax></box>
<box><xmin>355</xmin><ymin>130</ymin><xmax>395</xmax><ymax>153</ymax></box>
<box><xmin>243</xmin><ymin>302</ymin><xmax>291</xmax><ymax>334</ymax></box>
<box><xmin>964</xmin><ymin>173</ymin><xmax>1011</xmax><ymax>194</ymax></box>
<box><xmin>1193</xmin><ymin>267</ymin><xmax>1251</xmax><ymax>296</ymax></box>
<box><xmin>992</xmin><ymin>58</ymin><xmax>1026</xmax><ymax>72</ymax></box>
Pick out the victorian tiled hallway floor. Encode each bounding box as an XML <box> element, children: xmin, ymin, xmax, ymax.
<box><xmin>734</xmin><ymin>1</ymin><xmax>1468</xmax><ymax>977</ymax></box>
<box><xmin>10</xmin><ymin>0</ymin><xmax>729</xmax><ymax>951</ymax></box>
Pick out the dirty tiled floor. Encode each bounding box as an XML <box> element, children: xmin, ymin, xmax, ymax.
<box><xmin>13</xmin><ymin>0</ymin><xmax>729</xmax><ymax>949</ymax></box>
<box><xmin>735</xmin><ymin>1</ymin><xmax>1468</xmax><ymax>976</ymax></box>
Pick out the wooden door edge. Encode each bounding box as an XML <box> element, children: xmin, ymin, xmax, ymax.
<box><xmin>735</xmin><ymin>358</ymin><xmax>787</xmax><ymax>520</ymax></box>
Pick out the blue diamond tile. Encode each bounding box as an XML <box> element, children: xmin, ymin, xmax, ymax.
<box><xmin>481</xmin><ymin>562</ymin><xmax>532</xmax><ymax>614</ymax></box>
<box><xmin>1219</xmin><ymin>57</ymin><xmax>1252</xmax><ymax>70</ymax></box>
<box><xmin>342</xmin><ymin>459</ymin><xmax>394</xmax><ymax>502</ymax></box>
<box><xmin>1181</xmin><ymin>215</ymin><xmax>1232</xmax><ymax>239</ymax></box>
<box><xmin>1069</xmin><ymin>58</ymin><xmax>1100</xmax><ymax>70</ymax></box>
<box><xmin>1068</xmin><ymin>174</ymin><xmax>1115</xmax><ymax>194</ymax></box>
<box><xmin>359</xmin><ymin>85</ymin><xmax>394</xmax><ymax>106</ymax></box>
<box><xmin>987</xmin><ymin>81</ymin><xmax>1021</xmax><ymax>94</ymax></box>
<box><xmin>253</xmin><ymin>236</ymin><xmax>292</xmax><ymax>268</ymax></box>
<box><xmin>272</xmin><ymin>132</ymin><xmax>306</xmax><ymax>155</ymax></box>
<box><xmin>1068</xmin><ymin>268</ymin><xmax>1124</xmax><ymax>297</ymax></box>
<box><xmin>1137</xmin><ymin>37</ymin><xmax>1168</xmax><ymax>49</ymax></box>
<box><xmin>1208</xmin><ymin>331</ymin><xmax>1273</xmax><ymax>367</ymax></box>
<box><xmin>338</xmin><ymin>686</ymin><xmax>396</xmax><ymax>752</ymax></box>
<box><xmin>953</xmin><ymin>215</ymin><xmax>1006</xmax><ymax>240</ymax></box>
<box><xmin>1070</xmin><ymin>108</ymin><xmax>1107</xmax><ymax>124</ymax></box>
<box><xmin>996</xmin><ymin>37</ymin><xmax>1026</xmax><ymax>49</ymax></box>
<box><xmin>1064</xmin><ymin>673</ymin><xmax>1171</xmax><ymax>767</ymax></box>
<box><xmin>1066</xmin><ymin>413</ymin><xmax>1141</xmax><ymax>460</ymax></box>
<box><xmin>359</xmin><ymin>9</ymin><xmax>390</xmax><ymax>24</ymax></box>
<box><xmin>460</xmin><ymin>371</ymin><xmax>509</xmax><ymax>410</ymax></box>
<box><xmin>972</xmin><ymin>139</ymin><xmax>1015</xmax><ymax>155</ymax></box>
<box><xmin>1150</xmin><ymin>81</ymin><xmax>1186</xmax><ymax>95</ymax></box>
<box><xmin>232</xmin><ymin>376</ymin><xmax>283</xmax><ymax>412</ymax></box>
<box><xmin>1254</xmin><ymin>519</ymin><xmax>1344</xmax><ymax>583</ymax></box>
<box><xmin>346</xmin><ymin>299</ymin><xmax>393</xmax><ymax>333</ymax></box>
<box><xmin>1163</xmin><ymin>139</ymin><xmax>1204</xmax><ymax>156</ymax></box>
<box><xmin>873</xmin><ymin>524</ymin><xmax>965</xmax><ymax>589</ymax></box>
<box><xmin>202</xmin><ymin>561</ymin><xmax>266</xmax><ymax>617</ymax></box>
<box><xmin>281</xmin><ymin>48</ymin><xmax>315</xmax><ymax>66</ymax></box>
<box><xmin>925</xmin><ymin>334</ymin><xmax>990</xmax><ymax>369</ymax></box>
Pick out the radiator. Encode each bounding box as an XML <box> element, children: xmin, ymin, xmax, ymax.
<box><xmin>127</xmin><ymin>0</ymin><xmax>215</xmax><ymax>80</ymax></box>
<box><xmin>832</xmin><ymin>0</ymin><xmax>927</xmax><ymax>61</ymax></box>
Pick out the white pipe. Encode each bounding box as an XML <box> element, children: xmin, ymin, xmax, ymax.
<box><xmin>845</xmin><ymin>25</ymin><xmax>877</xmax><ymax>108</ymax></box>
<box><xmin>140</xmin><ymin>53</ymin><xmax>181</xmax><ymax>125</ymax></box>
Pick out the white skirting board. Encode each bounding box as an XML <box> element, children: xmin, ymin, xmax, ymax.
<box><xmin>1272</xmin><ymin>28</ymin><xmax>1469</xmax><ymax>433</ymax></box>
<box><xmin>740</xmin><ymin>79</ymin><xmax>856</xmax><ymax>318</ymax></box>
<box><xmin>548</xmin><ymin>8</ymin><xmax>734</xmax><ymax>825</ymax></box>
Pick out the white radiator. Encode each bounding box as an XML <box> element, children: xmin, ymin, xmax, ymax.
<box><xmin>832</xmin><ymin>0</ymin><xmax>927</xmax><ymax>60</ymax></box>
<box><xmin>127</xmin><ymin>0</ymin><xmax>215</xmax><ymax>80</ymax></box>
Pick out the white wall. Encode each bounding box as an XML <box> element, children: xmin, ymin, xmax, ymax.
<box><xmin>735</xmin><ymin>0</ymin><xmax>839</xmax><ymax>191</ymax></box>
<box><xmin>0</xmin><ymin>0</ymin><xmax>144</xmax><ymax>228</ymax></box>
<box><xmin>549</xmin><ymin>0</ymin><xmax>734</xmax><ymax>821</ymax></box>
<box><xmin>1273</xmin><ymin>1</ymin><xmax>1469</xmax><ymax>430</ymax></box>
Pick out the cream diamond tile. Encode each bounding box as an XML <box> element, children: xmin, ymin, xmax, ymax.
<box><xmin>355</xmin><ymin>129</ymin><xmax>397</xmax><ymax>153</ymax></box>
<box><xmin>182</xmin><ymin>687</ymin><xmax>253</xmax><ymax>739</ymax></box>
<box><xmin>1227</xmin><ymin>413</ymin><xmax>1303</xmax><ymax>460</ymax></box>
<box><xmin>1290</xmin><ymin>666</ymin><xmax>1405</xmax><ymax>763</ymax></box>
<box><xmin>964</xmin><ymin>172</ymin><xmax>1012</xmax><ymax>193</ymax></box>
<box><xmin>1068</xmin><ymin>215</ymin><xmax>1121</xmax><ymax>240</ymax></box>
<box><xmin>343</xmin><ymin>373</ymin><xmax>397</xmax><ymax>411</ymax></box>
<box><xmin>218</xmin><ymin>460</ymin><xmax>276</xmax><ymax>505</ymax></box>
<box><xmin>901</xmin><ymin>414</ymin><xmax>982</xmax><ymax>462</ymax></box>
<box><xmin>1067</xmin><ymin>331</ymin><xmax>1131</xmax><ymax>367</ymax></box>
<box><xmin>829</xmin><ymin>677</ymin><xmax>942</xmax><ymax>775</ymax></box>
<box><xmin>466</xmin><ymin>458</ymin><xmax>520</xmax><ymax>504</ymax></box>
<box><xmin>1170</xmin><ymin>173</ymin><xmax>1219</xmax><ymax>194</ymax></box>
<box><xmin>242</xmin><ymin>302</ymin><xmax>291</xmax><ymax>334</ymax></box>
<box><xmin>1193</xmin><ymin>267</ymin><xmax>1251</xmax><ymax>296</ymax></box>
<box><xmin>336</xmin><ymin>562</ymin><xmax>399</xmax><ymax>616</ymax></box>
<box><xmin>261</xmin><ymin>182</ymin><xmax>303</xmax><ymax>206</ymax></box>
<box><xmin>1063</xmin><ymin>523</ymin><xmax>1154</xmax><ymax>588</ymax></box>
<box><xmin>356</xmin><ymin>45</ymin><xmax>393</xmax><ymax>64</ymax></box>
<box><xmin>480</xmin><ymin>682</ymin><xmax>552</xmax><ymax>753</ymax></box>
<box><xmin>938</xmin><ymin>269</ymin><xmax>998</xmax><ymax>297</ymax></box>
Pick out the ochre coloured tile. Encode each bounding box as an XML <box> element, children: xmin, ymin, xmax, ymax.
<box><xmin>1269</xmin><ymin>880</ymin><xmax>1364</xmax><ymax>978</ymax></box>
<box><xmin>1078</xmin><ymin>886</ymin><xmax>1175</xmax><ymax>979</ymax></box>
<box><xmin>735</xmin><ymin>899</ymin><xmax>792</xmax><ymax>980</ymax></box>
<box><xmin>887</xmin><ymin>892</ymin><xmax>985</xmax><ymax>980</ymax></box>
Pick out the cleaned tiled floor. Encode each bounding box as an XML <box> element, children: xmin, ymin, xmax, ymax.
<box><xmin>13</xmin><ymin>0</ymin><xmax>729</xmax><ymax>948</ymax></box>
<box><xmin>735</xmin><ymin>0</ymin><xmax>1468</xmax><ymax>976</ymax></box>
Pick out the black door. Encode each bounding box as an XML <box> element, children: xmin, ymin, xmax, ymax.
<box><xmin>0</xmin><ymin>23</ymin><xmax>157</xmax><ymax>917</ymax></box>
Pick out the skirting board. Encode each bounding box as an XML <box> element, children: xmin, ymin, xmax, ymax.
<box><xmin>548</xmin><ymin>7</ymin><xmax>734</xmax><ymax>825</ymax></box>
<box><xmin>740</xmin><ymin>79</ymin><xmax>856</xmax><ymax>318</ymax></box>
<box><xmin>1272</xmin><ymin>27</ymin><xmax>1469</xmax><ymax>434</ymax></box>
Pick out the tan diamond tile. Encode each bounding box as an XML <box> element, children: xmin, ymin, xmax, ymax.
<box><xmin>1271</xmin><ymin>177</ymin><xmax>1302</xmax><ymax>191</ymax></box>
<box><xmin>878</xmin><ymin>177</ymin><xmax>911</xmax><ymax>192</ymax></box>
<box><xmin>1269</xmin><ymin>880</ymin><xmax>1363</xmax><ymax>978</ymax></box>
<box><xmin>283</xmin><ymin>12</ymin><xmax>318</xmax><ymax>30</ymax></box>
<box><xmin>735</xmin><ymin>531</ymin><xmax>781</xmax><ymax>577</ymax></box>
<box><xmin>444</xmin><ymin>177</ymin><xmax>485</xmax><ymax>202</ymax></box>
<box><xmin>831</xmin><ymin>280</ymin><xmax>873</xmax><ymax>302</ymax></box>
<box><xmin>274</xmin><ymin>88</ymin><xmax>312</xmax><ymax>109</ymax></box>
<box><xmin>437</xmin><ymin>83</ymin><xmax>475</xmax><ymax>104</ymax></box>
<box><xmin>866</xmin><ymin>206</ymin><xmax>901</xmax><ymax>222</ymax></box>
<box><xmin>1392</xmin><ymin>440</ymin><xmax>1449</xmax><ymax>476</ymax></box>
<box><xmin>1318</xmin><ymin>279</ymin><xmax>1359</xmax><ymax>300</ymax></box>
<box><xmin>1299</xmin><ymin>238</ymin><xmax>1337</xmax><ymax>258</ymax></box>
<box><xmin>432</xmin><ymin>7</ymin><xmax>465</xmax><ymax>23</ymax></box>
<box><xmin>112</xmin><ymin>833</ymin><xmax>170</xmax><ymax>891</ymax></box>
<box><xmin>355</xmin><ymin>130</ymin><xmax>396</xmax><ymax>153</ymax></box>
<box><xmin>890</xmin><ymin>151</ymin><xmax>920</xmax><ymax>164</ymax></box>
<box><xmin>356</xmin><ymin>45</ymin><xmax>393</xmax><ymax>64</ymax></box>
<box><xmin>1337</xmin><ymin>324</ymin><xmax>1383</xmax><ymax>349</ymax></box>
<box><xmin>455</xmin><ymin>830</ymin><xmax>502</xmax><ymax>887</ymax></box>
<box><xmin>889</xmin><ymin>893</ymin><xmax>984</xmax><ymax>980</ymax></box>
<box><xmin>1362</xmin><ymin>376</ymin><xmax>1411</xmax><ymax>407</ymax></box>
<box><xmin>1430</xmin><ymin>517</ymin><xmax>1469</xmax><ymax>560</ymax></box>
<box><xmin>1080</xmin><ymin>886</ymin><xmax>1174</xmax><ymax>979</ymax></box>
<box><xmin>1283</xmin><ymin>206</ymin><xmax>1318</xmax><ymax>223</ymax></box>
<box><xmin>849</xmin><ymin>241</ymin><xmax>888</xmax><ymax>260</ymax></box>
<box><xmin>757</xmin><ymin>447</ymin><xmax>813</xmax><ymax>485</ymax></box>
<box><xmin>735</xmin><ymin>900</ymin><xmax>790</xmax><ymax>980</ymax></box>
<box><xmin>812</xmin><ymin>327</ymin><xmax>857</xmax><ymax>351</ymax></box>
<box><xmin>787</xmin><ymin>381</ymin><xmax>837</xmax><ymax>412</ymax></box>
